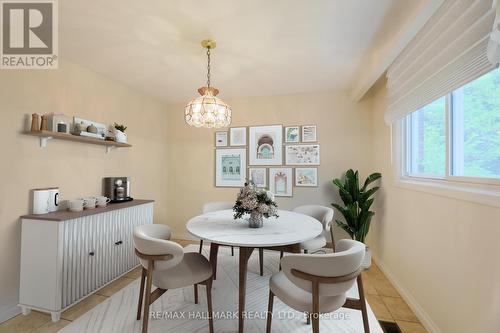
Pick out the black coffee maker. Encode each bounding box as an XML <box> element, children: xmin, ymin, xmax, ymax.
<box><xmin>103</xmin><ymin>177</ymin><xmax>133</xmax><ymax>203</ymax></box>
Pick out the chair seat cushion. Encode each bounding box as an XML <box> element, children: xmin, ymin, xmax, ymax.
<box><xmin>153</xmin><ymin>252</ymin><xmax>212</xmax><ymax>289</ymax></box>
<box><xmin>270</xmin><ymin>271</ymin><xmax>346</xmax><ymax>313</ymax></box>
<box><xmin>300</xmin><ymin>234</ymin><xmax>327</xmax><ymax>251</ymax></box>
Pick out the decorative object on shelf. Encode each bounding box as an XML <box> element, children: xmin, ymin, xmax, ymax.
<box><xmin>57</xmin><ymin>123</ymin><xmax>67</xmax><ymax>133</ymax></box>
<box><xmin>40</xmin><ymin>114</ymin><xmax>49</xmax><ymax>131</ymax></box>
<box><xmin>73</xmin><ymin>117</ymin><xmax>106</xmax><ymax>139</ymax></box>
<box><xmin>295</xmin><ymin>167</ymin><xmax>318</xmax><ymax>187</ymax></box>
<box><xmin>185</xmin><ymin>39</ymin><xmax>231</xmax><ymax>128</ymax></box>
<box><xmin>233</xmin><ymin>181</ymin><xmax>278</xmax><ymax>228</ymax></box>
<box><xmin>331</xmin><ymin>169</ymin><xmax>381</xmax><ymax>269</ymax></box>
<box><xmin>284</xmin><ymin>126</ymin><xmax>300</xmax><ymax>143</ymax></box>
<box><xmin>30</xmin><ymin>113</ymin><xmax>40</xmax><ymax>131</ymax></box>
<box><xmin>248</xmin><ymin>167</ymin><xmax>267</xmax><ymax>188</ymax></box>
<box><xmin>87</xmin><ymin>123</ymin><xmax>98</xmax><ymax>134</ymax></box>
<box><xmin>215</xmin><ymin>131</ymin><xmax>228</xmax><ymax>147</ymax></box>
<box><xmin>113</xmin><ymin>123</ymin><xmax>127</xmax><ymax>143</ymax></box>
<box><xmin>249</xmin><ymin>125</ymin><xmax>283</xmax><ymax>165</ymax></box>
<box><xmin>49</xmin><ymin>113</ymin><xmax>72</xmax><ymax>133</ymax></box>
<box><xmin>74</xmin><ymin>121</ymin><xmax>86</xmax><ymax>133</ymax></box>
<box><xmin>215</xmin><ymin>148</ymin><xmax>247</xmax><ymax>187</ymax></box>
<box><xmin>269</xmin><ymin>167</ymin><xmax>293</xmax><ymax>197</ymax></box>
<box><xmin>230</xmin><ymin>127</ymin><xmax>247</xmax><ymax>146</ymax></box>
<box><xmin>285</xmin><ymin>144</ymin><xmax>320</xmax><ymax>165</ymax></box>
<box><xmin>301</xmin><ymin>125</ymin><xmax>317</xmax><ymax>142</ymax></box>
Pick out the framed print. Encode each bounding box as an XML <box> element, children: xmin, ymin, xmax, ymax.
<box><xmin>249</xmin><ymin>125</ymin><xmax>283</xmax><ymax>165</ymax></box>
<box><xmin>230</xmin><ymin>127</ymin><xmax>247</xmax><ymax>146</ymax></box>
<box><xmin>295</xmin><ymin>168</ymin><xmax>318</xmax><ymax>187</ymax></box>
<box><xmin>215</xmin><ymin>132</ymin><xmax>228</xmax><ymax>147</ymax></box>
<box><xmin>248</xmin><ymin>168</ymin><xmax>267</xmax><ymax>188</ymax></box>
<box><xmin>285</xmin><ymin>144</ymin><xmax>320</xmax><ymax>165</ymax></box>
<box><xmin>284</xmin><ymin>126</ymin><xmax>300</xmax><ymax>143</ymax></box>
<box><xmin>215</xmin><ymin>149</ymin><xmax>247</xmax><ymax>187</ymax></box>
<box><xmin>302</xmin><ymin>125</ymin><xmax>317</xmax><ymax>142</ymax></box>
<box><xmin>269</xmin><ymin>168</ymin><xmax>293</xmax><ymax>197</ymax></box>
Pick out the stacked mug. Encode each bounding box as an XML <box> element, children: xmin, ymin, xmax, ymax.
<box><xmin>68</xmin><ymin>196</ymin><xmax>111</xmax><ymax>212</ymax></box>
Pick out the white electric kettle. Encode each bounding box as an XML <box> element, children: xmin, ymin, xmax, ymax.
<box><xmin>32</xmin><ymin>187</ymin><xmax>59</xmax><ymax>214</ymax></box>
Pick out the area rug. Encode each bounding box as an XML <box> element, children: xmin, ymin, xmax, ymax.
<box><xmin>60</xmin><ymin>245</ymin><xmax>382</xmax><ymax>333</ymax></box>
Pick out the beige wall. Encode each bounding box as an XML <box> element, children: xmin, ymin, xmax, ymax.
<box><xmin>165</xmin><ymin>91</ymin><xmax>374</xmax><ymax>239</ymax></box>
<box><xmin>367</xmin><ymin>82</ymin><xmax>500</xmax><ymax>333</ymax></box>
<box><xmin>0</xmin><ymin>61</ymin><xmax>168</xmax><ymax>320</ymax></box>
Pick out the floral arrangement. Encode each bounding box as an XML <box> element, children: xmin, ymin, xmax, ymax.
<box><xmin>233</xmin><ymin>181</ymin><xmax>279</xmax><ymax>220</ymax></box>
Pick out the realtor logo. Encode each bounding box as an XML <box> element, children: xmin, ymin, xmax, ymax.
<box><xmin>1</xmin><ymin>0</ymin><xmax>58</xmax><ymax>69</ymax></box>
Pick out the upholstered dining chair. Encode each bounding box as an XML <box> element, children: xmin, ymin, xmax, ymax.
<box><xmin>133</xmin><ymin>224</ymin><xmax>214</xmax><ymax>333</ymax></box>
<box><xmin>266</xmin><ymin>239</ymin><xmax>370</xmax><ymax>333</ymax></box>
<box><xmin>293</xmin><ymin>205</ymin><xmax>335</xmax><ymax>253</ymax></box>
<box><xmin>201</xmin><ymin>202</ymin><xmax>235</xmax><ymax>255</ymax></box>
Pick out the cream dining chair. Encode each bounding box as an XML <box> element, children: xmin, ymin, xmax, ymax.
<box><xmin>133</xmin><ymin>224</ymin><xmax>214</xmax><ymax>333</ymax></box>
<box><xmin>266</xmin><ymin>239</ymin><xmax>370</xmax><ymax>333</ymax></box>
<box><xmin>293</xmin><ymin>205</ymin><xmax>335</xmax><ymax>253</ymax></box>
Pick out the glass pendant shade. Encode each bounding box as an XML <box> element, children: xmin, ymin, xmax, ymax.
<box><xmin>185</xmin><ymin>87</ymin><xmax>232</xmax><ymax>128</ymax></box>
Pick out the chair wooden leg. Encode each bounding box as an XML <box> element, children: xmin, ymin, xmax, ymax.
<box><xmin>205</xmin><ymin>279</ymin><xmax>214</xmax><ymax>333</ymax></box>
<box><xmin>259</xmin><ymin>248</ymin><xmax>264</xmax><ymax>276</ymax></box>
<box><xmin>199</xmin><ymin>239</ymin><xmax>204</xmax><ymax>254</ymax></box>
<box><xmin>266</xmin><ymin>290</ymin><xmax>274</xmax><ymax>333</ymax></box>
<box><xmin>279</xmin><ymin>250</ymin><xmax>284</xmax><ymax>271</ymax></box>
<box><xmin>136</xmin><ymin>267</ymin><xmax>146</xmax><ymax>320</ymax></box>
<box><xmin>231</xmin><ymin>246</ymin><xmax>235</xmax><ymax>256</ymax></box>
<box><xmin>357</xmin><ymin>275</ymin><xmax>370</xmax><ymax>333</ymax></box>
<box><xmin>142</xmin><ymin>265</ymin><xmax>154</xmax><ymax>333</ymax></box>
<box><xmin>194</xmin><ymin>284</ymin><xmax>199</xmax><ymax>304</ymax></box>
<box><xmin>312</xmin><ymin>281</ymin><xmax>320</xmax><ymax>333</ymax></box>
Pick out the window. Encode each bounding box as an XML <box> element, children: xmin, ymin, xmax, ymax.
<box><xmin>404</xmin><ymin>68</ymin><xmax>500</xmax><ymax>182</ymax></box>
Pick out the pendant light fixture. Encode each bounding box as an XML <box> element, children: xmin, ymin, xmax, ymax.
<box><xmin>184</xmin><ymin>39</ymin><xmax>232</xmax><ymax>128</ymax></box>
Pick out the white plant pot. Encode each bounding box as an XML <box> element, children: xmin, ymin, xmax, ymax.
<box><xmin>114</xmin><ymin>129</ymin><xmax>127</xmax><ymax>143</ymax></box>
<box><xmin>361</xmin><ymin>246</ymin><xmax>372</xmax><ymax>269</ymax></box>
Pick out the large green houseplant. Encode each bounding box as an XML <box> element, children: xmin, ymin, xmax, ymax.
<box><xmin>331</xmin><ymin>169</ymin><xmax>381</xmax><ymax>244</ymax></box>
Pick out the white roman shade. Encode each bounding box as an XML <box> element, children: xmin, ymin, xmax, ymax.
<box><xmin>385</xmin><ymin>0</ymin><xmax>499</xmax><ymax>124</ymax></box>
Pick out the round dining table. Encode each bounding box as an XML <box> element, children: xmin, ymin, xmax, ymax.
<box><xmin>186</xmin><ymin>209</ymin><xmax>323</xmax><ymax>333</ymax></box>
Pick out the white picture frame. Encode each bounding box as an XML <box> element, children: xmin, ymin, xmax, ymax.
<box><xmin>302</xmin><ymin>125</ymin><xmax>317</xmax><ymax>142</ymax></box>
<box><xmin>249</xmin><ymin>125</ymin><xmax>283</xmax><ymax>165</ymax></box>
<box><xmin>248</xmin><ymin>168</ymin><xmax>267</xmax><ymax>188</ymax></box>
<box><xmin>269</xmin><ymin>168</ymin><xmax>293</xmax><ymax>197</ymax></box>
<box><xmin>215</xmin><ymin>149</ymin><xmax>247</xmax><ymax>187</ymax></box>
<box><xmin>284</xmin><ymin>126</ymin><xmax>300</xmax><ymax>143</ymax></box>
<box><xmin>230</xmin><ymin>127</ymin><xmax>247</xmax><ymax>146</ymax></box>
<box><xmin>285</xmin><ymin>144</ymin><xmax>320</xmax><ymax>165</ymax></box>
<box><xmin>215</xmin><ymin>132</ymin><xmax>228</xmax><ymax>147</ymax></box>
<box><xmin>295</xmin><ymin>168</ymin><xmax>318</xmax><ymax>187</ymax></box>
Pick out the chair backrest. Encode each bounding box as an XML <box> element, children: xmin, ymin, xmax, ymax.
<box><xmin>133</xmin><ymin>224</ymin><xmax>184</xmax><ymax>271</ymax></box>
<box><xmin>202</xmin><ymin>201</ymin><xmax>233</xmax><ymax>214</ymax></box>
<box><xmin>292</xmin><ymin>205</ymin><xmax>334</xmax><ymax>230</ymax></box>
<box><xmin>280</xmin><ymin>239</ymin><xmax>365</xmax><ymax>296</ymax></box>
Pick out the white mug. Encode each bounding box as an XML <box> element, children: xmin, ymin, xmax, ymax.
<box><xmin>95</xmin><ymin>196</ymin><xmax>110</xmax><ymax>207</ymax></box>
<box><xmin>68</xmin><ymin>199</ymin><xmax>86</xmax><ymax>212</ymax></box>
<box><xmin>81</xmin><ymin>197</ymin><xmax>97</xmax><ymax>209</ymax></box>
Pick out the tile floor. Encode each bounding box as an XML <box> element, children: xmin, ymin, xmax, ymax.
<box><xmin>0</xmin><ymin>240</ymin><xmax>427</xmax><ymax>333</ymax></box>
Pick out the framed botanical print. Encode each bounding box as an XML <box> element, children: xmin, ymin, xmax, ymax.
<box><xmin>285</xmin><ymin>144</ymin><xmax>320</xmax><ymax>165</ymax></box>
<box><xmin>295</xmin><ymin>168</ymin><xmax>318</xmax><ymax>187</ymax></box>
<box><xmin>284</xmin><ymin>126</ymin><xmax>300</xmax><ymax>143</ymax></box>
<box><xmin>249</xmin><ymin>125</ymin><xmax>283</xmax><ymax>165</ymax></box>
<box><xmin>215</xmin><ymin>131</ymin><xmax>228</xmax><ymax>147</ymax></box>
<box><xmin>230</xmin><ymin>127</ymin><xmax>247</xmax><ymax>146</ymax></box>
<box><xmin>248</xmin><ymin>167</ymin><xmax>267</xmax><ymax>188</ymax></box>
<box><xmin>302</xmin><ymin>125</ymin><xmax>317</xmax><ymax>142</ymax></box>
<box><xmin>269</xmin><ymin>168</ymin><xmax>293</xmax><ymax>197</ymax></box>
<box><xmin>215</xmin><ymin>149</ymin><xmax>247</xmax><ymax>187</ymax></box>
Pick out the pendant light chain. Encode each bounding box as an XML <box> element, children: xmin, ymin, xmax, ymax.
<box><xmin>206</xmin><ymin>48</ymin><xmax>211</xmax><ymax>88</ymax></box>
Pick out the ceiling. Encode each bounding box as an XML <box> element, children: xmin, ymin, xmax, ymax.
<box><xmin>60</xmin><ymin>0</ymin><xmax>424</xmax><ymax>104</ymax></box>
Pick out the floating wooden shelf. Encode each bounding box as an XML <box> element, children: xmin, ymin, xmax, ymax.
<box><xmin>24</xmin><ymin>130</ymin><xmax>131</xmax><ymax>153</ymax></box>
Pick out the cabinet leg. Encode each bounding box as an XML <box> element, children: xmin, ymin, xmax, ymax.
<box><xmin>20</xmin><ymin>306</ymin><xmax>31</xmax><ymax>316</ymax></box>
<box><xmin>51</xmin><ymin>312</ymin><xmax>61</xmax><ymax>322</ymax></box>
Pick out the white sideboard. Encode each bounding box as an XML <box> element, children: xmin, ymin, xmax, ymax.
<box><xmin>19</xmin><ymin>200</ymin><xmax>154</xmax><ymax>322</ymax></box>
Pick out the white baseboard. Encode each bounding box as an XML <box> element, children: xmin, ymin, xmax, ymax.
<box><xmin>0</xmin><ymin>304</ymin><xmax>21</xmax><ymax>324</ymax></box>
<box><xmin>372</xmin><ymin>255</ymin><xmax>442</xmax><ymax>333</ymax></box>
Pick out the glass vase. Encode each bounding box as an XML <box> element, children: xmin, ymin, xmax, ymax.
<box><xmin>248</xmin><ymin>211</ymin><xmax>264</xmax><ymax>228</ymax></box>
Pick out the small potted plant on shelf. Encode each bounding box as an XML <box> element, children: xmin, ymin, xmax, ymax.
<box><xmin>233</xmin><ymin>181</ymin><xmax>279</xmax><ymax>228</ymax></box>
<box><xmin>331</xmin><ymin>169</ymin><xmax>381</xmax><ymax>268</ymax></box>
<box><xmin>113</xmin><ymin>123</ymin><xmax>127</xmax><ymax>143</ymax></box>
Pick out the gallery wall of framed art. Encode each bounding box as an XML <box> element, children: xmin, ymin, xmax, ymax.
<box><xmin>214</xmin><ymin>124</ymin><xmax>320</xmax><ymax>196</ymax></box>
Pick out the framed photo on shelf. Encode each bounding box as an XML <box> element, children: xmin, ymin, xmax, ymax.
<box><xmin>248</xmin><ymin>167</ymin><xmax>267</xmax><ymax>188</ymax></box>
<box><xmin>295</xmin><ymin>168</ymin><xmax>318</xmax><ymax>187</ymax></box>
<box><xmin>284</xmin><ymin>126</ymin><xmax>300</xmax><ymax>143</ymax></box>
<box><xmin>249</xmin><ymin>125</ymin><xmax>283</xmax><ymax>165</ymax></box>
<box><xmin>230</xmin><ymin>127</ymin><xmax>247</xmax><ymax>146</ymax></box>
<box><xmin>302</xmin><ymin>125</ymin><xmax>317</xmax><ymax>142</ymax></box>
<box><xmin>215</xmin><ymin>131</ymin><xmax>228</xmax><ymax>147</ymax></box>
<box><xmin>215</xmin><ymin>149</ymin><xmax>247</xmax><ymax>187</ymax></box>
<box><xmin>269</xmin><ymin>167</ymin><xmax>293</xmax><ymax>197</ymax></box>
<box><xmin>285</xmin><ymin>144</ymin><xmax>320</xmax><ymax>165</ymax></box>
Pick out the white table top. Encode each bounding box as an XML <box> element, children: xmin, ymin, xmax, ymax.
<box><xmin>186</xmin><ymin>209</ymin><xmax>323</xmax><ymax>247</ymax></box>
